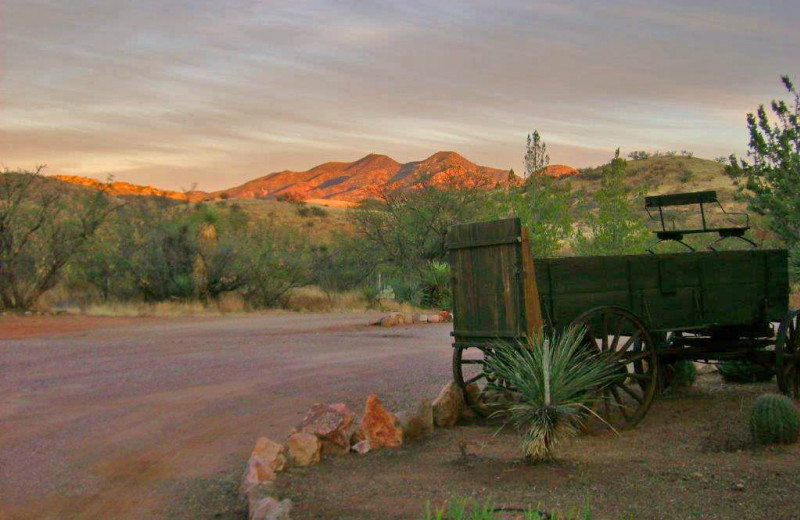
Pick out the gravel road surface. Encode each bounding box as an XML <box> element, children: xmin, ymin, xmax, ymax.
<box><xmin>0</xmin><ymin>312</ymin><xmax>453</xmax><ymax>519</ymax></box>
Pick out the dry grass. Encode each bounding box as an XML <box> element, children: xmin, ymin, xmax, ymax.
<box><xmin>286</xmin><ymin>286</ymin><xmax>428</xmax><ymax>314</ymax></box>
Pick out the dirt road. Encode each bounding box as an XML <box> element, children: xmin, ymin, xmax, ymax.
<box><xmin>0</xmin><ymin>313</ymin><xmax>453</xmax><ymax>519</ymax></box>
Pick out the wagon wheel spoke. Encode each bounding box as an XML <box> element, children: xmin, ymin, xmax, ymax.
<box><xmin>618</xmin><ymin>350</ymin><xmax>651</xmax><ymax>364</ymax></box>
<box><xmin>617</xmin><ymin>381</ymin><xmax>644</xmax><ymax>404</ymax></box>
<box><xmin>627</xmin><ymin>372</ymin><xmax>653</xmax><ymax>381</ymax></box>
<box><xmin>460</xmin><ymin>359</ymin><xmax>484</xmax><ymax>365</ymax></box>
<box><xmin>619</xmin><ymin>329</ymin><xmax>643</xmax><ymax>353</ymax></box>
<box><xmin>609</xmin><ymin>385</ymin><xmax>631</xmax><ymax>420</ymax></box>
<box><xmin>609</xmin><ymin>316</ymin><xmax>625</xmax><ymax>351</ymax></box>
<box><xmin>602</xmin><ymin>312</ymin><xmax>610</xmax><ymax>351</ymax></box>
<box><xmin>585</xmin><ymin>324</ymin><xmax>599</xmax><ymax>351</ymax></box>
<box><xmin>602</xmin><ymin>389</ymin><xmax>611</xmax><ymax>422</ymax></box>
<box><xmin>465</xmin><ymin>373</ymin><xmax>485</xmax><ymax>385</ymax></box>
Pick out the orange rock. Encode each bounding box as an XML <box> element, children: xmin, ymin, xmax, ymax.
<box><xmin>239</xmin><ymin>437</ymin><xmax>287</xmax><ymax>495</ymax></box>
<box><xmin>296</xmin><ymin>403</ymin><xmax>355</xmax><ymax>455</ymax></box>
<box><xmin>360</xmin><ymin>394</ymin><xmax>403</xmax><ymax>449</ymax></box>
<box><xmin>432</xmin><ymin>382</ymin><xmax>464</xmax><ymax>428</ymax></box>
<box><xmin>288</xmin><ymin>432</ymin><xmax>321</xmax><ymax>467</ymax></box>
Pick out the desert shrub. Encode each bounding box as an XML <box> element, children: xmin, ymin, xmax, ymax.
<box><xmin>361</xmin><ymin>285</ymin><xmax>380</xmax><ymax>309</ymax></box>
<box><xmin>482</xmin><ymin>327</ymin><xmax>620</xmax><ymax>463</ymax></box>
<box><xmin>420</xmin><ymin>260</ymin><xmax>451</xmax><ymax>309</ymax></box>
<box><xmin>350</xmin><ymin>178</ymin><xmax>490</xmax><ymax>275</ymax></box>
<box><xmin>310</xmin><ymin>233</ymin><xmax>373</xmax><ymax>300</ymax></box>
<box><xmin>238</xmin><ymin>226</ymin><xmax>311</xmax><ymax>308</ymax></box>
<box><xmin>717</xmin><ymin>361</ymin><xmax>774</xmax><ymax>383</ymax></box>
<box><xmin>627</xmin><ymin>150</ymin><xmax>651</xmax><ymax>161</ymax></box>
<box><xmin>0</xmin><ymin>169</ymin><xmax>116</xmax><ymax>309</ymax></box>
<box><xmin>296</xmin><ymin>205</ymin><xmax>328</xmax><ymax>218</ymax></box>
<box><xmin>389</xmin><ymin>276</ymin><xmax>422</xmax><ymax>306</ymax></box>
<box><xmin>680</xmin><ymin>150</ymin><xmax>694</xmax><ymax>158</ymax></box>
<box><xmin>678</xmin><ymin>166</ymin><xmax>695</xmax><ymax>183</ymax></box>
<box><xmin>750</xmin><ymin>393</ymin><xmax>799</xmax><ymax>445</ymax></box>
<box><xmin>668</xmin><ymin>360</ymin><xmax>697</xmax><ymax>389</ymax></box>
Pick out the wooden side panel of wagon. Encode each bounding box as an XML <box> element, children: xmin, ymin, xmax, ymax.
<box><xmin>535</xmin><ymin>249</ymin><xmax>789</xmax><ymax>333</ymax></box>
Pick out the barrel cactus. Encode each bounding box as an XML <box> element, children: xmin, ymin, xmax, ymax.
<box><xmin>749</xmin><ymin>394</ymin><xmax>800</xmax><ymax>445</ymax></box>
<box><xmin>718</xmin><ymin>361</ymin><xmax>774</xmax><ymax>383</ymax></box>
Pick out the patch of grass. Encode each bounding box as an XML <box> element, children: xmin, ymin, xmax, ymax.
<box><xmin>717</xmin><ymin>361</ymin><xmax>774</xmax><ymax>383</ymax></box>
<box><xmin>420</xmin><ymin>497</ymin><xmax>592</xmax><ymax>520</ymax></box>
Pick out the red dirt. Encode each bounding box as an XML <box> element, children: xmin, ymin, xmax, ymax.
<box><xmin>278</xmin><ymin>373</ymin><xmax>800</xmax><ymax>520</ymax></box>
<box><xmin>0</xmin><ymin>314</ymin><xmax>160</xmax><ymax>340</ymax></box>
<box><xmin>0</xmin><ymin>312</ymin><xmax>453</xmax><ymax>520</ymax></box>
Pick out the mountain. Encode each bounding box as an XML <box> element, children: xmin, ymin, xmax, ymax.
<box><xmin>50</xmin><ymin>151</ymin><xmax>515</xmax><ymax>203</ymax></box>
<box><xmin>213</xmin><ymin>151</ymin><xmax>513</xmax><ymax>202</ymax></box>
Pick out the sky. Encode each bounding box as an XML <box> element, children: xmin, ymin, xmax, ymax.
<box><xmin>2</xmin><ymin>0</ymin><xmax>799</xmax><ymax>191</ymax></box>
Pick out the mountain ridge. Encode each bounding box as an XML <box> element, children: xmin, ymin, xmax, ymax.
<box><xmin>52</xmin><ymin>151</ymin><xmax>546</xmax><ymax>203</ymax></box>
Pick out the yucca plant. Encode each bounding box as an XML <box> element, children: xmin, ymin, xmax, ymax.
<box><xmin>483</xmin><ymin>327</ymin><xmax>620</xmax><ymax>463</ymax></box>
<box><xmin>420</xmin><ymin>260</ymin><xmax>452</xmax><ymax>309</ymax></box>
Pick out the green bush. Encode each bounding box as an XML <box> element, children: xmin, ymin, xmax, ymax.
<box><xmin>717</xmin><ymin>361</ymin><xmax>774</xmax><ymax>383</ymax></box>
<box><xmin>483</xmin><ymin>327</ymin><xmax>620</xmax><ymax>462</ymax></box>
<box><xmin>670</xmin><ymin>360</ymin><xmax>697</xmax><ymax>388</ymax></box>
<box><xmin>296</xmin><ymin>205</ymin><xmax>328</xmax><ymax>218</ymax></box>
<box><xmin>750</xmin><ymin>393</ymin><xmax>799</xmax><ymax>445</ymax></box>
<box><xmin>420</xmin><ymin>261</ymin><xmax>451</xmax><ymax>309</ymax></box>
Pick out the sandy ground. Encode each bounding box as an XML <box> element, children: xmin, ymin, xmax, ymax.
<box><xmin>0</xmin><ymin>312</ymin><xmax>454</xmax><ymax>520</ymax></box>
<box><xmin>277</xmin><ymin>373</ymin><xmax>800</xmax><ymax>520</ymax></box>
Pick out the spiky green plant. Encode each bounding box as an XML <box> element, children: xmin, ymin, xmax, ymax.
<box><xmin>750</xmin><ymin>393</ymin><xmax>800</xmax><ymax>445</ymax></box>
<box><xmin>717</xmin><ymin>361</ymin><xmax>774</xmax><ymax>383</ymax></box>
<box><xmin>483</xmin><ymin>327</ymin><xmax>620</xmax><ymax>462</ymax></box>
<box><xmin>420</xmin><ymin>260</ymin><xmax>452</xmax><ymax>308</ymax></box>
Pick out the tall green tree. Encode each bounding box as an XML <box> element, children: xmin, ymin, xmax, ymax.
<box><xmin>727</xmin><ymin>76</ymin><xmax>800</xmax><ymax>248</ymax></box>
<box><xmin>576</xmin><ymin>149</ymin><xmax>649</xmax><ymax>255</ymax></box>
<box><xmin>490</xmin><ymin>130</ymin><xmax>574</xmax><ymax>257</ymax></box>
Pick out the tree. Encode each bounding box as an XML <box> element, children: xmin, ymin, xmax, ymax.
<box><xmin>349</xmin><ymin>178</ymin><xmax>491</xmax><ymax>275</ymax></box>
<box><xmin>524</xmin><ymin>130</ymin><xmax>550</xmax><ymax>180</ymax></box>
<box><xmin>727</xmin><ymin>76</ymin><xmax>800</xmax><ymax>249</ymax></box>
<box><xmin>490</xmin><ymin>131</ymin><xmax>574</xmax><ymax>257</ymax></box>
<box><xmin>576</xmin><ymin>149</ymin><xmax>649</xmax><ymax>255</ymax></box>
<box><xmin>0</xmin><ymin>168</ymin><xmax>116</xmax><ymax>309</ymax></box>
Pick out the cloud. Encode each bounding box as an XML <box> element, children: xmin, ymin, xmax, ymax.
<box><xmin>1</xmin><ymin>0</ymin><xmax>798</xmax><ymax>189</ymax></box>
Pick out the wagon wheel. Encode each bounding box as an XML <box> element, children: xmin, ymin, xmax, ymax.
<box><xmin>453</xmin><ymin>344</ymin><xmax>492</xmax><ymax>416</ymax></box>
<box><xmin>776</xmin><ymin>310</ymin><xmax>800</xmax><ymax>398</ymax></box>
<box><xmin>570</xmin><ymin>306</ymin><xmax>659</xmax><ymax>430</ymax></box>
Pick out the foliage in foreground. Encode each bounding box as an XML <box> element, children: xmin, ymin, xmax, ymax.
<box><xmin>749</xmin><ymin>393</ymin><xmax>799</xmax><ymax>445</ymax></box>
<box><xmin>717</xmin><ymin>361</ymin><xmax>774</xmax><ymax>383</ymax></box>
<box><xmin>483</xmin><ymin>328</ymin><xmax>620</xmax><ymax>462</ymax></box>
<box><xmin>727</xmin><ymin>75</ymin><xmax>800</xmax><ymax>281</ymax></box>
<box><xmin>420</xmin><ymin>497</ymin><xmax>592</xmax><ymax>520</ymax></box>
<box><xmin>0</xmin><ymin>169</ymin><xmax>116</xmax><ymax>310</ymax></box>
<box><xmin>668</xmin><ymin>360</ymin><xmax>697</xmax><ymax>389</ymax></box>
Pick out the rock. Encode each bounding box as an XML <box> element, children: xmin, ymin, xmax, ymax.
<box><xmin>287</xmin><ymin>432</ymin><xmax>321</xmax><ymax>467</ymax></box>
<box><xmin>428</xmin><ymin>314</ymin><xmax>442</xmax><ymax>323</ymax></box>
<box><xmin>359</xmin><ymin>394</ymin><xmax>403</xmax><ymax>448</ymax></box>
<box><xmin>249</xmin><ymin>496</ymin><xmax>292</xmax><ymax>520</ymax></box>
<box><xmin>380</xmin><ymin>315</ymin><xmax>397</xmax><ymax>327</ymax></box>
<box><xmin>413</xmin><ymin>314</ymin><xmax>428</xmax><ymax>324</ymax></box>
<box><xmin>240</xmin><ymin>438</ymin><xmax>287</xmax><ymax>495</ymax></box>
<box><xmin>296</xmin><ymin>403</ymin><xmax>355</xmax><ymax>456</ymax></box>
<box><xmin>432</xmin><ymin>382</ymin><xmax>464</xmax><ymax>428</ymax></box>
<box><xmin>352</xmin><ymin>439</ymin><xmax>371</xmax><ymax>455</ymax></box>
<box><xmin>440</xmin><ymin>310</ymin><xmax>453</xmax><ymax>322</ymax></box>
<box><xmin>733</xmin><ymin>482</ymin><xmax>745</xmax><ymax>492</ymax></box>
<box><xmin>400</xmin><ymin>397</ymin><xmax>434</xmax><ymax>441</ymax></box>
<box><xmin>463</xmin><ymin>382</ymin><xmax>488</xmax><ymax>417</ymax></box>
<box><xmin>402</xmin><ymin>313</ymin><xmax>414</xmax><ymax>324</ymax></box>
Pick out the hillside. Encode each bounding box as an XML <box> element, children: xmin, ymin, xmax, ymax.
<box><xmin>561</xmin><ymin>155</ymin><xmax>739</xmax><ymax>207</ymax></box>
<box><xmin>50</xmin><ymin>151</ymin><xmax>515</xmax><ymax>204</ymax></box>
<box><xmin>213</xmin><ymin>151</ymin><xmax>513</xmax><ymax>202</ymax></box>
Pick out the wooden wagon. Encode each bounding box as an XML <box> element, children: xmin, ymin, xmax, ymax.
<box><xmin>446</xmin><ymin>212</ymin><xmax>798</xmax><ymax>429</ymax></box>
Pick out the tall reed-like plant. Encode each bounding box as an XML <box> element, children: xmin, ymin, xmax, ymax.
<box><xmin>483</xmin><ymin>327</ymin><xmax>619</xmax><ymax>462</ymax></box>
